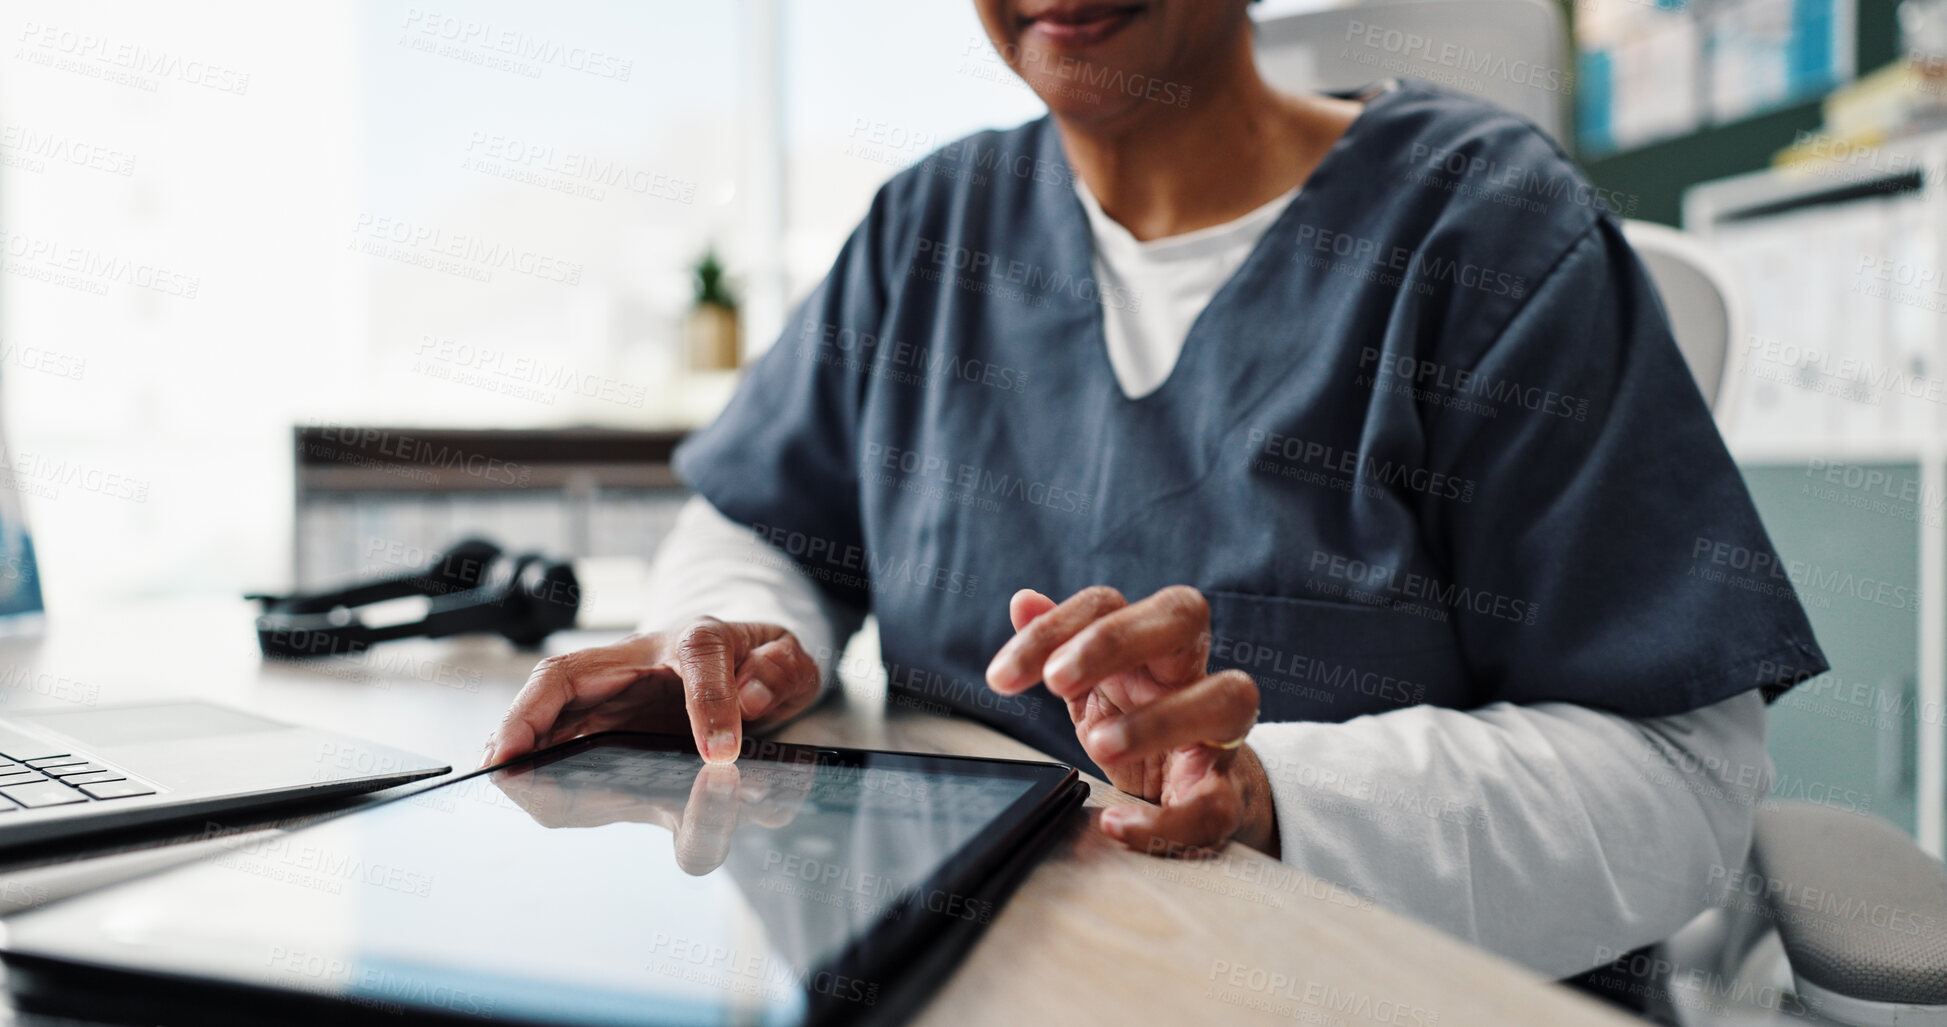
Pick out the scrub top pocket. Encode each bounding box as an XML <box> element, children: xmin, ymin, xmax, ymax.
<box><xmin>1202</xmin><ymin>590</ymin><xmax>1479</xmax><ymax>724</ymax></box>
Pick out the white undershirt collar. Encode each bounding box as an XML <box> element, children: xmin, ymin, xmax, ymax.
<box><xmin>1075</xmin><ymin>178</ymin><xmax>1301</xmax><ymax>398</ymax></box>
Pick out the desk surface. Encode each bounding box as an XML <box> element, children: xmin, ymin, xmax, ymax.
<box><xmin>0</xmin><ymin>598</ymin><xmax>1635</xmax><ymax>1026</ymax></box>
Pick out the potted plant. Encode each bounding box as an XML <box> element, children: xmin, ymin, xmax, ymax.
<box><xmin>685</xmin><ymin>248</ymin><xmax>740</xmax><ymax>371</ymax></box>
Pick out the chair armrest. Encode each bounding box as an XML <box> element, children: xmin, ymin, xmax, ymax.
<box><xmin>1751</xmin><ymin>801</ymin><xmax>1947</xmax><ymax>1008</ymax></box>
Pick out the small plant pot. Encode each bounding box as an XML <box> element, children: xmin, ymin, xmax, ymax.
<box><xmin>685</xmin><ymin>302</ymin><xmax>740</xmax><ymax>371</ymax></box>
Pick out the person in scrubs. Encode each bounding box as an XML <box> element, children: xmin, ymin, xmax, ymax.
<box><xmin>485</xmin><ymin>0</ymin><xmax>1826</xmax><ymax>983</ymax></box>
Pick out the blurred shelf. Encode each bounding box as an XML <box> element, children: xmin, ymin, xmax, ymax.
<box><xmin>291</xmin><ymin>425</ymin><xmax>693</xmax><ymax>590</ymax></box>
<box><xmin>1730</xmin><ymin>438</ymin><xmax>1934</xmax><ymax>464</ymax></box>
<box><xmin>295</xmin><ymin>426</ymin><xmax>688</xmax><ymax>494</ymax></box>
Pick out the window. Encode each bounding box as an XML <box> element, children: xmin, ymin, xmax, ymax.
<box><xmin>1</xmin><ymin>1</ymin><xmax>743</xmax><ymax>611</ymax></box>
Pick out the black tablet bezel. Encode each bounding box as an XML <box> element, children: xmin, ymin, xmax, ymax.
<box><xmin>0</xmin><ymin>730</ymin><xmax>1088</xmax><ymax>1027</ymax></box>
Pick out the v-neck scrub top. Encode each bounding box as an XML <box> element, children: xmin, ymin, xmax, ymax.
<box><xmin>674</xmin><ymin>80</ymin><xmax>1827</xmax><ymax>772</ymax></box>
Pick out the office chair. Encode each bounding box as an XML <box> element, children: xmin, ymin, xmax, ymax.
<box><xmin>1628</xmin><ymin>224</ymin><xmax>1947</xmax><ymax>1026</ymax></box>
<box><xmin>1619</xmin><ymin>220</ymin><xmax>1746</xmax><ymax>431</ymax></box>
<box><xmin>1254</xmin><ymin>0</ymin><xmax>1571</xmax><ymax>144</ymax></box>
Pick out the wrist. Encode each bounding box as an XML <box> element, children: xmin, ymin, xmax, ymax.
<box><xmin>1233</xmin><ymin>745</ymin><xmax>1281</xmax><ymax>858</ymax></box>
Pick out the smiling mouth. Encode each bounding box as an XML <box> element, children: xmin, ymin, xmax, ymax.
<box><xmin>1019</xmin><ymin>4</ymin><xmax>1146</xmax><ymax>47</ymax></box>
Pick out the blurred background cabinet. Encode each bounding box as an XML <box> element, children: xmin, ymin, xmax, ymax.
<box><xmin>1743</xmin><ymin>463</ymin><xmax>1926</xmax><ymax>835</ymax></box>
<box><xmin>291</xmin><ymin>426</ymin><xmax>692</xmax><ymax>629</ymax></box>
<box><xmin>1690</xmin><ymin>143</ymin><xmax>1947</xmax><ymax>851</ymax></box>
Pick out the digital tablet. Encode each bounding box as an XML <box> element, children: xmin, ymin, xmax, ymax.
<box><xmin>0</xmin><ymin>732</ymin><xmax>1088</xmax><ymax>1026</ymax></box>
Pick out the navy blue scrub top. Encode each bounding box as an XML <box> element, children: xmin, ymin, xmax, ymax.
<box><xmin>675</xmin><ymin>79</ymin><xmax>1828</xmax><ymax>772</ymax></box>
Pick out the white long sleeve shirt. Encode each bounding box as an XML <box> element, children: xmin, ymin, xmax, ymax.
<box><xmin>642</xmin><ymin>180</ymin><xmax>1770</xmax><ymax>979</ymax></box>
<box><xmin>644</xmin><ymin>494</ymin><xmax>1765</xmax><ymax>979</ymax></box>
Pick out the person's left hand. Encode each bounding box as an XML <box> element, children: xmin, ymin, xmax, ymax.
<box><xmin>984</xmin><ymin>585</ymin><xmax>1279</xmax><ymax>858</ymax></box>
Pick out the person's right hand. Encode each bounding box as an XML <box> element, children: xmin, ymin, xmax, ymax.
<box><xmin>481</xmin><ymin>618</ymin><xmax>823</xmax><ymax>768</ymax></box>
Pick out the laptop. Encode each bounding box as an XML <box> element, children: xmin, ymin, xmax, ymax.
<box><xmin>0</xmin><ymin>427</ymin><xmax>447</xmax><ymax>850</ymax></box>
<box><xmin>0</xmin><ymin>731</ymin><xmax>1087</xmax><ymax>1026</ymax></box>
<box><xmin>0</xmin><ymin>699</ymin><xmax>447</xmax><ymax>850</ymax></box>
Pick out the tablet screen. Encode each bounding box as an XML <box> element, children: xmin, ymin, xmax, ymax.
<box><xmin>0</xmin><ymin>734</ymin><xmax>1077</xmax><ymax>1026</ymax></box>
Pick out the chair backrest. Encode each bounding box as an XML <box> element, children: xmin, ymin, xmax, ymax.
<box><xmin>1618</xmin><ymin>220</ymin><xmax>1743</xmax><ymax>428</ymax></box>
<box><xmin>1254</xmin><ymin>0</ymin><xmax>1571</xmax><ymax>144</ymax></box>
<box><xmin>1252</xmin><ymin>8</ymin><xmax>1732</xmax><ymax>424</ymax></box>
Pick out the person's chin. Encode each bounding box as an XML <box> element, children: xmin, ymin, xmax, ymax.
<box><xmin>1031</xmin><ymin>78</ymin><xmax>1155</xmax><ymax>126</ymax></box>
<box><xmin>1008</xmin><ymin>36</ymin><xmax>1173</xmax><ymax>123</ymax></box>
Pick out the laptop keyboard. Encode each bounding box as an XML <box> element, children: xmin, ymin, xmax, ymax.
<box><xmin>0</xmin><ymin>725</ymin><xmax>156</xmax><ymax>810</ymax></box>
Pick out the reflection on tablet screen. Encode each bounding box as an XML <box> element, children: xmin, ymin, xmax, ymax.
<box><xmin>2</xmin><ymin>736</ymin><xmax>1050</xmax><ymax>1027</ymax></box>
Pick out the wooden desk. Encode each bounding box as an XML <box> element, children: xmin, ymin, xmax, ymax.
<box><xmin>0</xmin><ymin>599</ymin><xmax>1634</xmax><ymax>1026</ymax></box>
